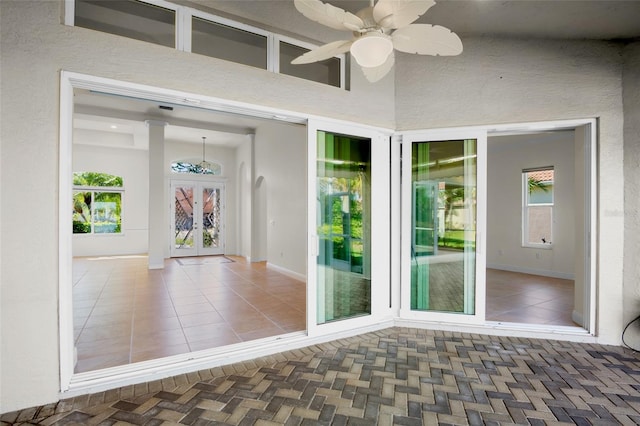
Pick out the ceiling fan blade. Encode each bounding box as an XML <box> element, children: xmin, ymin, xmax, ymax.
<box><xmin>373</xmin><ymin>0</ymin><xmax>435</xmax><ymax>29</ymax></box>
<box><xmin>392</xmin><ymin>24</ymin><xmax>463</xmax><ymax>55</ymax></box>
<box><xmin>291</xmin><ymin>40</ymin><xmax>353</xmax><ymax>64</ymax></box>
<box><xmin>294</xmin><ymin>0</ymin><xmax>364</xmax><ymax>31</ymax></box>
<box><xmin>361</xmin><ymin>51</ymin><xmax>395</xmax><ymax>83</ymax></box>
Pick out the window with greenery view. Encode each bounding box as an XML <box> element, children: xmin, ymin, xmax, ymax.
<box><xmin>73</xmin><ymin>172</ymin><xmax>123</xmax><ymax>234</ymax></box>
<box><xmin>523</xmin><ymin>167</ymin><xmax>554</xmax><ymax>246</ymax></box>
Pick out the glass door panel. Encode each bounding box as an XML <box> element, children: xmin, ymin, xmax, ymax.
<box><xmin>173</xmin><ymin>184</ymin><xmax>196</xmax><ymax>256</ymax></box>
<box><xmin>200</xmin><ymin>185</ymin><xmax>224</xmax><ymax>255</ymax></box>
<box><xmin>316</xmin><ymin>131</ymin><xmax>371</xmax><ymax>324</ymax></box>
<box><xmin>402</xmin><ymin>132</ymin><xmax>485</xmax><ymax>323</ymax></box>
<box><xmin>171</xmin><ymin>181</ymin><xmax>225</xmax><ymax>257</ymax></box>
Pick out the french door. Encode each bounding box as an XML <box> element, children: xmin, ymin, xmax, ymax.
<box><xmin>170</xmin><ymin>180</ymin><xmax>225</xmax><ymax>257</ymax></box>
<box><xmin>400</xmin><ymin>129</ymin><xmax>487</xmax><ymax>323</ymax></box>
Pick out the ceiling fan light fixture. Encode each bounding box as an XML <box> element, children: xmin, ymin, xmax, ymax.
<box><xmin>350</xmin><ymin>32</ymin><xmax>393</xmax><ymax>68</ymax></box>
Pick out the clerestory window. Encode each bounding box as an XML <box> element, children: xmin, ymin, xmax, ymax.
<box><xmin>68</xmin><ymin>0</ymin><xmax>346</xmax><ymax>89</ymax></box>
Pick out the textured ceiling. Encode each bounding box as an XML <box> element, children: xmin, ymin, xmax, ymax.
<box><xmin>321</xmin><ymin>0</ymin><xmax>640</xmax><ymax>40</ymax></box>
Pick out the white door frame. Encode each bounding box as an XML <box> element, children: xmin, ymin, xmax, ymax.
<box><xmin>59</xmin><ymin>71</ymin><xmax>596</xmax><ymax>400</ymax></box>
<box><xmin>399</xmin><ymin>128</ymin><xmax>488</xmax><ymax>325</ymax></box>
<box><xmin>397</xmin><ymin>119</ymin><xmax>597</xmax><ymax>334</ymax></box>
<box><xmin>306</xmin><ymin>119</ymin><xmax>394</xmax><ymax>338</ymax></box>
<box><xmin>59</xmin><ymin>71</ymin><xmax>394</xmax><ymax>397</ymax></box>
<box><xmin>170</xmin><ymin>179</ymin><xmax>226</xmax><ymax>257</ymax></box>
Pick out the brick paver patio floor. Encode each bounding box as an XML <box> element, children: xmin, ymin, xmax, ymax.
<box><xmin>3</xmin><ymin>327</ymin><xmax>640</xmax><ymax>425</ymax></box>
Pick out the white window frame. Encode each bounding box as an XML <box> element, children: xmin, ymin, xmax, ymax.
<box><xmin>187</xmin><ymin>8</ymin><xmax>273</xmax><ymax>70</ymax></box>
<box><xmin>64</xmin><ymin>0</ymin><xmax>345</xmax><ymax>88</ymax></box>
<box><xmin>72</xmin><ymin>185</ymin><xmax>125</xmax><ymax>235</ymax></box>
<box><xmin>65</xmin><ymin>0</ymin><xmax>184</xmax><ymax>49</ymax></box>
<box><xmin>273</xmin><ymin>34</ymin><xmax>346</xmax><ymax>89</ymax></box>
<box><xmin>522</xmin><ymin>166</ymin><xmax>554</xmax><ymax>249</ymax></box>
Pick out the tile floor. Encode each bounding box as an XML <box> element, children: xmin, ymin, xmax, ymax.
<box><xmin>4</xmin><ymin>327</ymin><xmax>640</xmax><ymax>425</ymax></box>
<box><xmin>73</xmin><ymin>257</ymin><xmax>577</xmax><ymax>374</ymax></box>
<box><xmin>73</xmin><ymin>256</ymin><xmax>306</xmax><ymax>373</ymax></box>
<box><xmin>486</xmin><ymin>268</ymin><xmax>576</xmax><ymax>326</ymax></box>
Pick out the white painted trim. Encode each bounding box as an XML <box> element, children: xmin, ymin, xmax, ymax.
<box><xmin>586</xmin><ymin>121</ymin><xmax>598</xmax><ymax>336</ymax></box>
<box><xmin>61</xmin><ymin>321</ymin><xmax>393</xmax><ymax>398</ymax></box>
<box><xmin>176</xmin><ymin>6</ymin><xmax>191</xmax><ymax>52</ymax></box>
<box><xmin>63</xmin><ymin>0</ymin><xmax>74</xmax><ymax>26</ymax></box>
<box><xmin>190</xmin><ymin>8</ymin><xmax>271</xmax><ymax>39</ymax></box>
<box><xmin>395</xmin><ymin>319</ymin><xmax>594</xmax><ymax>343</ymax></box>
<box><xmin>59</xmin><ymin>72</ymin><xmax>75</xmax><ymax>391</ymax></box>
<box><xmin>399</xmin><ymin>128</ymin><xmax>488</xmax><ymax>326</ymax></box>
<box><xmin>390</xmin><ymin>135</ymin><xmax>402</xmax><ymax>317</ymax></box>
<box><xmin>61</xmin><ymin>316</ymin><xmax>600</xmax><ymax>399</ymax></box>
<box><xmin>487</xmin><ymin>263</ymin><xmax>575</xmax><ymax>280</ymax></box>
<box><xmin>266</xmin><ymin>262</ymin><xmax>306</xmax><ymax>282</ymax></box>
<box><xmin>306</xmin><ymin>119</ymin><xmax>393</xmax><ymax>338</ymax></box>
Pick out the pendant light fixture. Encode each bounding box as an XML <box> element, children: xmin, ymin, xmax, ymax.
<box><xmin>198</xmin><ymin>136</ymin><xmax>212</xmax><ymax>173</ymax></box>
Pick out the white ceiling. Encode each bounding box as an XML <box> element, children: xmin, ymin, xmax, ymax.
<box><xmin>73</xmin><ymin>89</ymin><xmax>268</xmax><ymax>149</ymax></box>
<box><xmin>332</xmin><ymin>0</ymin><xmax>640</xmax><ymax>40</ymax></box>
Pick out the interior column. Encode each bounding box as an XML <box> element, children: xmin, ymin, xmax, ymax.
<box><xmin>146</xmin><ymin>120</ymin><xmax>168</xmax><ymax>269</ymax></box>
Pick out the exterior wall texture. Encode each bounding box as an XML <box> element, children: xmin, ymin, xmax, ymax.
<box><xmin>0</xmin><ymin>0</ymin><xmax>394</xmax><ymax>412</ymax></box>
<box><xmin>623</xmin><ymin>42</ymin><xmax>640</xmax><ymax>332</ymax></box>
<box><xmin>0</xmin><ymin>0</ymin><xmax>634</xmax><ymax>414</ymax></box>
<box><xmin>395</xmin><ymin>37</ymin><xmax>626</xmax><ymax>346</ymax></box>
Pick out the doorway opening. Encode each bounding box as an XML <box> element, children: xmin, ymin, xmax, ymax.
<box><xmin>69</xmin><ymin>85</ymin><xmax>308</xmax><ymax>374</ymax></box>
<box><xmin>485</xmin><ymin>126</ymin><xmax>592</xmax><ymax>329</ymax></box>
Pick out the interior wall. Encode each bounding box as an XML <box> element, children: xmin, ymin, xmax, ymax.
<box><xmin>72</xmin><ymin>144</ymin><xmax>149</xmax><ymax>256</ymax></box>
<box><xmin>236</xmin><ymin>138</ymin><xmax>253</xmax><ymax>258</ymax></box>
<box><xmin>165</xmin><ymin>140</ymin><xmax>238</xmax><ymax>255</ymax></box>
<box><xmin>253</xmin><ymin>122</ymin><xmax>307</xmax><ymax>277</ymax></box>
<box><xmin>487</xmin><ymin>132</ymin><xmax>575</xmax><ymax>278</ymax></box>
<box><xmin>0</xmin><ymin>1</ymin><xmax>394</xmax><ymax>412</ymax></box>
<box><xmin>395</xmin><ymin>37</ymin><xmax>625</xmax><ymax>345</ymax></box>
<box><xmin>623</xmin><ymin>41</ymin><xmax>640</xmax><ymax>333</ymax></box>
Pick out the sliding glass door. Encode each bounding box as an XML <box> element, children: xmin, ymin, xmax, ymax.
<box><xmin>308</xmin><ymin>121</ymin><xmax>391</xmax><ymax>335</ymax></box>
<box><xmin>401</xmin><ymin>130</ymin><xmax>486</xmax><ymax>323</ymax></box>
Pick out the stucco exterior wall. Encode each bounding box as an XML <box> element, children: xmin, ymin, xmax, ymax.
<box><xmin>0</xmin><ymin>1</ymin><xmax>634</xmax><ymax>414</ymax></box>
<box><xmin>0</xmin><ymin>0</ymin><xmax>394</xmax><ymax>412</ymax></box>
<box><xmin>395</xmin><ymin>38</ymin><xmax>626</xmax><ymax>344</ymax></box>
<box><xmin>623</xmin><ymin>42</ymin><xmax>640</xmax><ymax>332</ymax></box>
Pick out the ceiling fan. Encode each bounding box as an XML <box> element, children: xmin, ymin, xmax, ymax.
<box><xmin>291</xmin><ymin>0</ymin><xmax>462</xmax><ymax>82</ymax></box>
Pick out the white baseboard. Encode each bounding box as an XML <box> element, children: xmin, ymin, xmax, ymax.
<box><xmin>267</xmin><ymin>262</ymin><xmax>306</xmax><ymax>282</ymax></box>
<box><xmin>148</xmin><ymin>262</ymin><xmax>164</xmax><ymax>270</ymax></box>
<box><xmin>487</xmin><ymin>263</ymin><xmax>575</xmax><ymax>280</ymax></box>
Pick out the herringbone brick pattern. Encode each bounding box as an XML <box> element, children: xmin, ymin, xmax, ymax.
<box><xmin>3</xmin><ymin>327</ymin><xmax>640</xmax><ymax>425</ymax></box>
